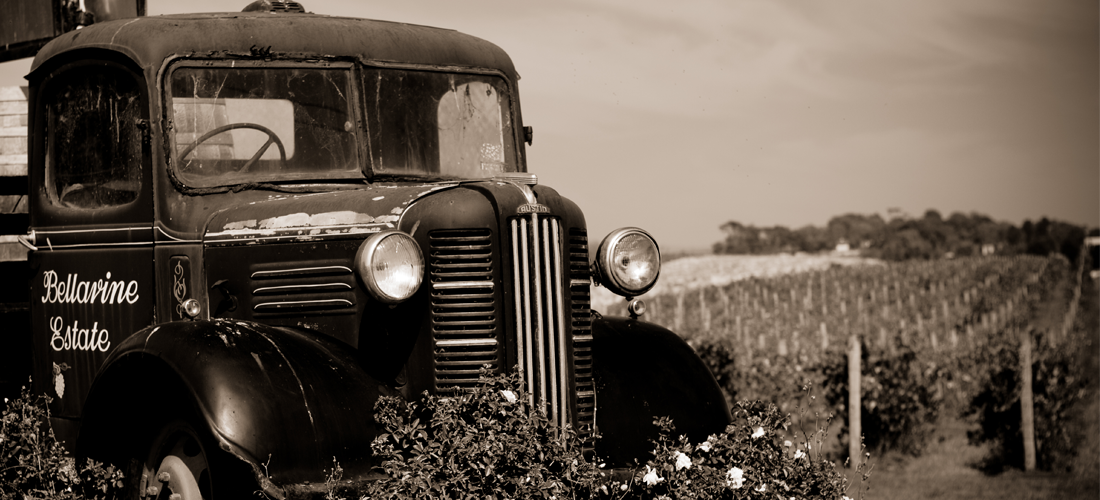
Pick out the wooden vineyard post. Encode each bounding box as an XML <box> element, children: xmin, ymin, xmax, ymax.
<box><xmin>820</xmin><ymin>322</ymin><xmax>829</xmax><ymax>351</ymax></box>
<box><xmin>674</xmin><ymin>292</ymin><xmax>685</xmax><ymax>332</ymax></box>
<box><xmin>700</xmin><ymin>288</ymin><xmax>711</xmax><ymax>333</ymax></box>
<box><xmin>720</xmin><ymin>288</ymin><xmax>730</xmax><ymax>332</ymax></box>
<box><xmin>848</xmin><ymin>334</ymin><xmax>861</xmax><ymax>472</ymax></box>
<box><xmin>1020</xmin><ymin>327</ymin><xmax>1036</xmax><ymax>471</ymax></box>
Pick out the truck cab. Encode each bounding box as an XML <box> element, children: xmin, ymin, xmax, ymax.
<box><xmin>19</xmin><ymin>3</ymin><xmax>729</xmax><ymax>498</ymax></box>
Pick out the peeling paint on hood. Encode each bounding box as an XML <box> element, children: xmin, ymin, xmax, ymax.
<box><xmin>204</xmin><ymin>184</ymin><xmax>457</xmax><ymax>243</ymax></box>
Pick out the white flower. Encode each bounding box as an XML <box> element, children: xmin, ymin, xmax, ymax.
<box><xmin>725</xmin><ymin>467</ymin><xmax>745</xmax><ymax>489</ymax></box>
<box><xmin>696</xmin><ymin>440</ymin><xmax>712</xmax><ymax>452</ymax></box>
<box><xmin>794</xmin><ymin>449</ymin><xmax>805</xmax><ymax>460</ymax></box>
<box><xmin>751</xmin><ymin>426</ymin><xmax>765</xmax><ymax>439</ymax></box>
<box><xmin>620</xmin><ymin>484</ymin><xmax>629</xmax><ymax>491</ymax></box>
<box><xmin>642</xmin><ymin>465</ymin><xmax>664</xmax><ymax>486</ymax></box>
<box><xmin>674</xmin><ymin>451</ymin><xmax>692</xmax><ymax>471</ymax></box>
<box><xmin>755</xmin><ymin>484</ymin><xmax>767</xmax><ymax>493</ymax></box>
<box><xmin>784</xmin><ymin>440</ymin><xmax>793</xmax><ymax>447</ymax></box>
<box><xmin>500</xmin><ymin>390</ymin><xmax>517</xmax><ymax>403</ymax></box>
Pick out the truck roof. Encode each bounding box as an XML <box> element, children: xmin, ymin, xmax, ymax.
<box><xmin>29</xmin><ymin>11</ymin><xmax>518</xmax><ymax>80</ymax></box>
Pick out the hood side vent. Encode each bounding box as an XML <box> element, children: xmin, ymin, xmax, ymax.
<box><xmin>249</xmin><ymin>264</ymin><xmax>356</xmax><ymax>316</ymax></box>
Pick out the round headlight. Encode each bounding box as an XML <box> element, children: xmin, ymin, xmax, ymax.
<box><xmin>594</xmin><ymin>227</ymin><xmax>660</xmax><ymax>297</ymax></box>
<box><xmin>355</xmin><ymin>230</ymin><xmax>424</xmax><ymax>304</ymax></box>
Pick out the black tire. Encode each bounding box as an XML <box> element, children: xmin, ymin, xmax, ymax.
<box><xmin>128</xmin><ymin>419</ymin><xmax>257</xmax><ymax>500</ymax></box>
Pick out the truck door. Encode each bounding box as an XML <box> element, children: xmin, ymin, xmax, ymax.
<box><xmin>27</xmin><ymin>58</ymin><xmax>154</xmax><ymax>442</ymax></box>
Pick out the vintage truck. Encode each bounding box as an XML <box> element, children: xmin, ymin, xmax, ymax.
<box><xmin>5</xmin><ymin>2</ymin><xmax>730</xmax><ymax>498</ymax></box>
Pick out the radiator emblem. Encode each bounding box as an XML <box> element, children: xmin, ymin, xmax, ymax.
<box><xmin>517</xmin><ymin>203</ymin><xmax>550</xmax><ymax>214</ymax></box>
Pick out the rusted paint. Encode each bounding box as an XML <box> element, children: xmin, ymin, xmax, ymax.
<box><xmin>204</xmin><ymin>185</ymin><xmax>456</xmax><ymax>243</ymax></box>
<box><xmin>30</xmin><ymin>13</ymin><xmax>519</xmax><ymax>85</ymax></box>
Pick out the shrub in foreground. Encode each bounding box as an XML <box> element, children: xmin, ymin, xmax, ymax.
<box><xmin>0</xmin><ymin>384</ymin><xmax>124</xmax><ymax>500</ymax></box>
<box><xmin>361</xmin><ymin>370</ymin><xmax>860</xmax><ymax>499</ymax></box>
<box><xmin>2</xmin><ymin>372</ymin><xmax>861</xmax><ymax>499</ymax></box>
<box><xmin>636</xmin><ymin>400</ymin><xmax>854</xmax><ymax>499</ymax></box>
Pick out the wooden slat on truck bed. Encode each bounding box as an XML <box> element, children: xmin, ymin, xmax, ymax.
<box><xmin>0</xmin><ymin>86</ymin><xmax>28</xmax><ymax>265</ymax></box>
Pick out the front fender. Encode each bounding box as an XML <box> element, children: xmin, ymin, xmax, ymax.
<box><xmin>592</xmin><ymin>316</ymin><xmax>731</xmax><ymax>465</ymax></box>
<box><xmin>78</xmin><ymin>319</ymin><xmax>394</xmax><ymax>487</ymax></box>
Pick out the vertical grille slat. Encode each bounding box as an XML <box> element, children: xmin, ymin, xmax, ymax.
<box><xmin>511</xmin><ymin>216</ymin><xmax>595</xmax><ymax>447</ymax></box>
<box><xmin>430</xmin><ymin>229</ymin><xmax>500</xmax><ymax>391</ymax></box>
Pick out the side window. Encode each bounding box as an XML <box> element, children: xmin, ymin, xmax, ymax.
<box><xmin>46</xmin><ymin>67</ymin><xmax>142</xmax><ymax>209</ymax></box>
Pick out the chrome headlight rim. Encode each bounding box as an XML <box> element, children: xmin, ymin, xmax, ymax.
<box><xmin>354</xmin><ymin>230</ymin><xmax>425</xmax><ymax>304</ymax></box>
<box><xmin>594</xmin><ymin>227</ymin><xmax>661</xmax><ymax>297</ymax></box>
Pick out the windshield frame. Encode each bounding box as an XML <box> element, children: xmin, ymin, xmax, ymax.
<box><xmin>162</xmin><ymin>58</ymin><xmax>366</xmax><ymax>192</ymax></box>
<box><xmin>162</xmin><ymin>57</ymin><xmax>524</xmax><ymax>192</ymax></box>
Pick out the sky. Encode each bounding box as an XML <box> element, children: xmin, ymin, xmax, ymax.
<box><xmin>1</xmin><ymin>0</ymin><xmax>1096</xmax><ymax>251</ymax></box>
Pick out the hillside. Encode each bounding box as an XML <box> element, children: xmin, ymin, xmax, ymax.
<box><xmin>591</xmin><ymin>252</ymin><xmax>880</xmax><ymax>312</ymax></box>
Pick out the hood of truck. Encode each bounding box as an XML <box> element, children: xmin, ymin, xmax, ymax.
<box><xmin>202</xmin><ymin>184</ymin><xmax>460</xmax><ymax>243</ymax></box>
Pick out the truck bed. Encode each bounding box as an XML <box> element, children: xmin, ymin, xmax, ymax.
<box><xmin>1</xmin><ymin>85</ymin><xmax>31</xmax><ymax>402</ymax></box>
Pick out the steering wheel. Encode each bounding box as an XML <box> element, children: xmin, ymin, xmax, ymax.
<box><xmin>177</xmin><ymin>122</ymin><xmax>287</xmax><ymax>173</ymax></box>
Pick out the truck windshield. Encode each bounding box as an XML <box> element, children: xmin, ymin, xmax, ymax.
<box><xmin>168</xmin><ymin>65</ymin><xmax>360</xmax><ymax>187</ymax></box>
<box><xmin>363</xmin><ymin>69</ymin><xmax>517</xmax><ymax>179</ymax></box>
<box><xmin>167</xmin><ymin>64</ymin><xmax>518</xmax><ymax>187</ymax></box>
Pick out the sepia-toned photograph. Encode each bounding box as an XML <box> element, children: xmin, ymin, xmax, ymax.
<box><xmin>1</xmin><ymin>1</ymin><xmax>1096</xmax><ymax>498</ymax></box>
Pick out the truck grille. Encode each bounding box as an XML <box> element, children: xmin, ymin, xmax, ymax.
<box><xmin>429</xmin><ymin>229</ymin><xmax>500</xmax><ymax>390</ymax></box>
<box><xmin>569</xmin><ymin>229</ymin><xmax>595</xmax><ymax>445</ymax></box>
<box><xmin>510</xmin><ymin>214</ymin><xmax>580</xmax><ymax>432</ymax></box>
<box><xmin>428</xmin><ymin>219</ymin><xmax>594</xmax><ymax>447</ymax></box>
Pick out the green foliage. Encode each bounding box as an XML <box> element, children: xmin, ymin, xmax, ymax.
<box><xmin>820</xmin><ymin>344</ymin><xmax>944</xmax><ymax>456</ymax></box>
<box><xmin>359</xmin><ymin>370</ymin><xmax>856</xmax><ymax>499</ymax></box>
<box><xmin>362</xmin><ymin>371</ymin><xmax>601</xmax><ymax>499</ymax></box>
<box><xmin>962</xmin><ymin>330</ymin><xmax>1088</xmax><ymax>473</ymax></box>
<box><xmin>690</xmin><ymin>337</ymin><xmax>816</xmax><ymax>414</ymax></box>
<box><xmin>712</xmin><ymin>211</ymin><xmax>1085</xmax><ymax>263</ymax></box>
<box><xmin>637</xmin><ymin>400</ymin><xmax>855</xmax><ymax>500</ymax></box>
<box><xmin>0</xmin><ymin>383</ymin><xmax>124</xmax><ymax>500</ymax></box>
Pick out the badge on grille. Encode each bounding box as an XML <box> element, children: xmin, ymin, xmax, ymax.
<box><xmin>517</xmin><ymin>204</ymin><xmax>550</xmax><ymax>214</ymax></box>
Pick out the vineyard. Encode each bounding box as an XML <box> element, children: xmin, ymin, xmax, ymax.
<box><xmin>597</xmin><ymin>253</ymin><xmax>1096</xmax><ymax>478</ymax></box>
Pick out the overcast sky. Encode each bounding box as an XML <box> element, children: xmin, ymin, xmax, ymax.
<box><xmin>1</xmin><ymin>0</ymin><xmax>1096</xmax><ymax>251</ymax></box>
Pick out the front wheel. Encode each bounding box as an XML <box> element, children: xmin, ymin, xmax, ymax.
<box><xmin>133</xmin><ymin>420</ymin><xmax>254</xmax><ymax>500</ymax></box>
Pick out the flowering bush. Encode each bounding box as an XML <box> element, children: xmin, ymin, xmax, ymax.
<box><xmin>361</xmin><ymin>371</ymin><xmax>602</xmax><ymax>499</ymax></box>
<box><xmin>635</xmin><ymin>400</ymin><xmax>856</xmax><ymax>500</ymax></box>
<box><xmin>360</xmin><ymin>370</ymin><xmax>859</xmax><ymax>499</ymax></box>
<box><xmin>0</xmin><ymin>383</ymin><xmax>124</xmax><ymax>500</ymax></box>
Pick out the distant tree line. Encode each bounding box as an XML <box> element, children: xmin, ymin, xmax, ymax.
<box><xmin>713</xmin><ymin>210</ymin><xmax>1088</xmax><ymax>263</ymax></box>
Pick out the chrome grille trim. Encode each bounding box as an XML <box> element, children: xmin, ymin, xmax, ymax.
<box><xmin>429</xmin><ymin>229</ymin><xmax>500</xmax><ymax>391</ymax></box>
<box><xmin>253</xmin><ymin>283</ymin><xmax>353</xmax><ymax>295</ymax></box>
<box><xmin>251</xmin><ymin>265</ymin><xmax>352</xmax><ymax>279</ymax></box>
<box><xmin>511</xmin><ymin>215</ymin><xmax>572</xmax><ymax>430</ymax></box>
